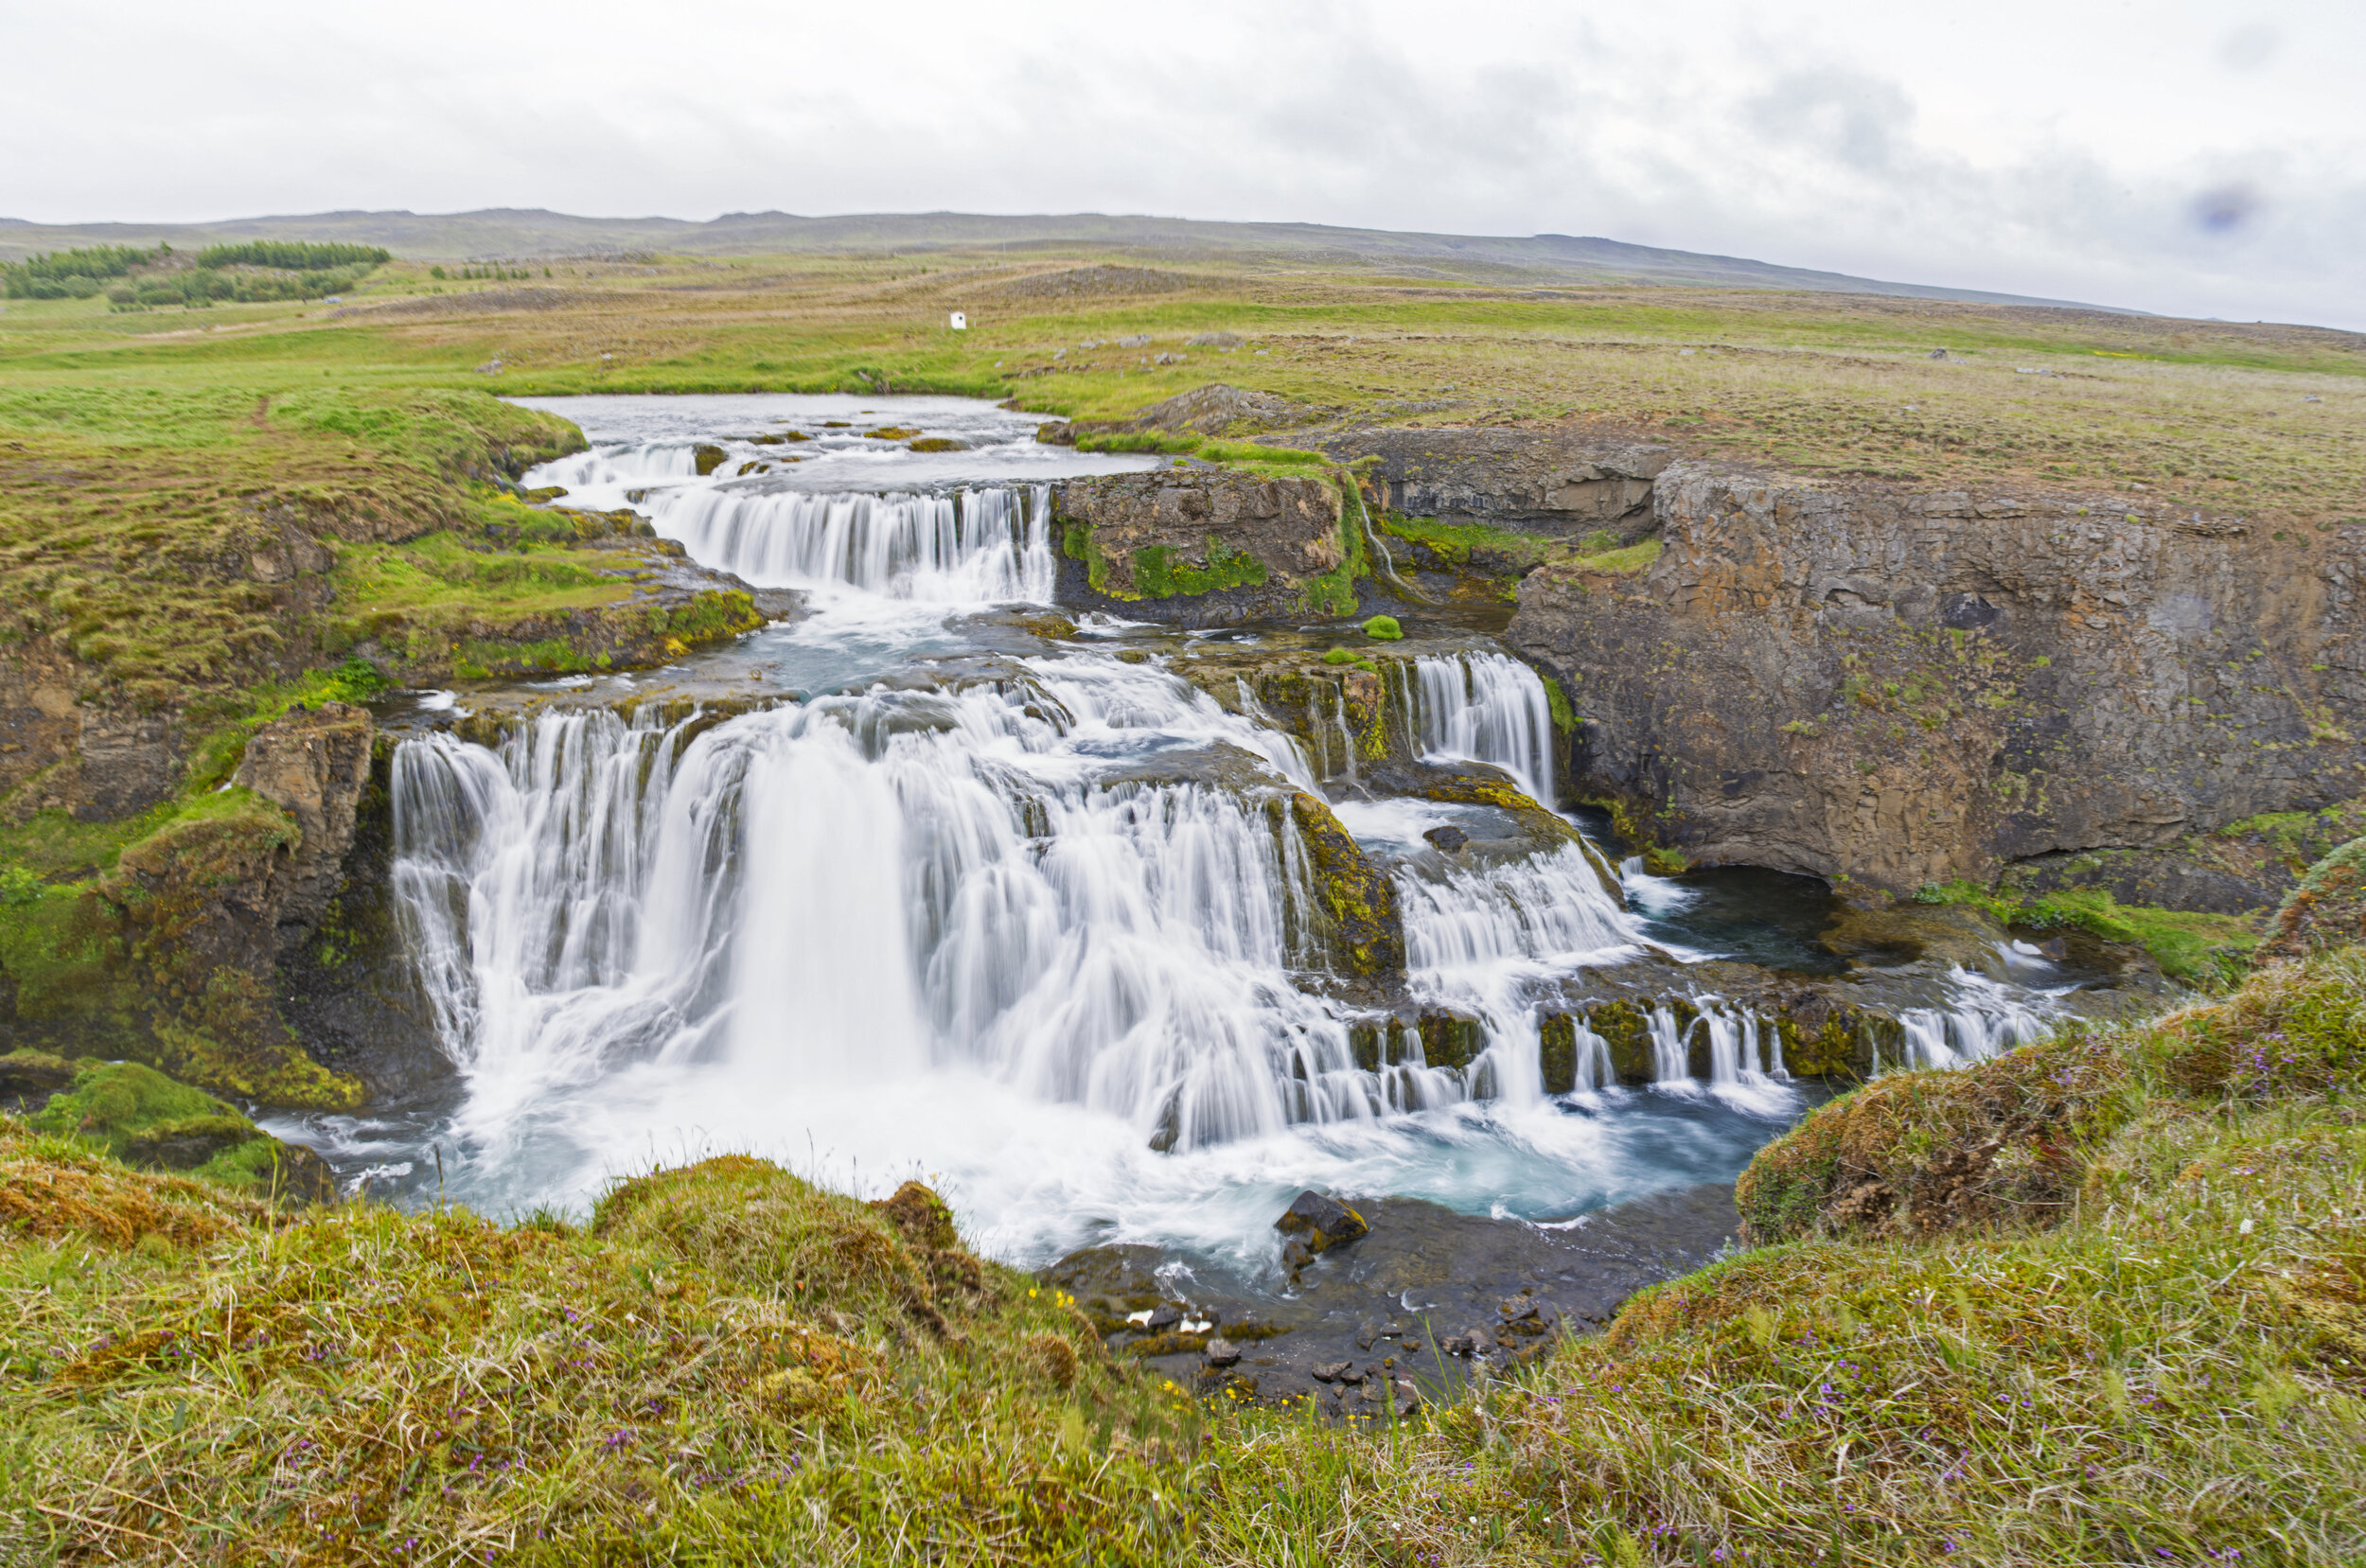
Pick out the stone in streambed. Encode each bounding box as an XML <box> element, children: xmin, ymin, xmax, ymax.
<box><xmin>1275</xmin><ymin>1189</ymin><xmax>1369</xmax><ymax>1254</ymax></box>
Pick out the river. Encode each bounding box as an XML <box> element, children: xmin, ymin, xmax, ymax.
<box><xmin>272</xmin><ymin>393</ymin><xmax>2075</xmax><ymax>1283</ymax></box>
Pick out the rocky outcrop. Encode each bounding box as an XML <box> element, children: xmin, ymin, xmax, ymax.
<box><xmin>1053</xmin><ymin>471</ymin><xmax>1350</xmax><ymax>623</ymax></box>
<box><xmin>1509</xmin><ymin>461</ymin><xmax>2366</xmax><ymax>899</ymax></box>
<box><xmin>1302</xmin><ymin>426</ymin><xmax>1671</xmax><ymax>539</ymax></box>
<box><xmin>0</xmin><ymin>638</ymin><xmax>187</xmax><ymax>824</ymax></box>
<box><xmin>235</xmin><ymin>703</ymin><xmax>372</xmax><ymax>953</ymax></box>
<box><xmin>9</xmin><ymin>704</ymin><xmax>392</xmax><ymax>1110</ymax></box>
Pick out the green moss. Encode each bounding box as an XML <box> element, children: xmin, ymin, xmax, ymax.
<box><xmin>1360</xmin><ymin>614</ymin><xmax>1402</xmax><ymax>641</ymax></box>
<box><xmin>26</xmin><ymin>1061</ymin><xmax>239</xmax><ymax>1155</ymax></box>
<box><xmin>181</xmin><ymin>655</ymin><xmax>393</xmax><ymax>789</ymax></box>
<box><xmin>1127</xmin><ymin>537</ymin><xmax>1268</xmax><ymax>599</ymax></box>
<box><xmin>1916</xmin><ymin>879</ymin><xmax>2257</xmax><ymax>988</ymax></box>
<box><xmin>1377</xmin><ymin>513</ymin><xmax>1560</xmax><ymax>569</ymax></box>
<box><xmin>1539</xmin><ymin>672</ymin><xmax>1580</xmax><ymax>734</ymax></box>
<box><xmin>1566</xmin><ymin>537</ymin><xmax>1663</xmax><ymax>574</ymax></box>
<box><xmin>1295</xmin><ymin>473</ymin><xmax>1368</xmax><ymax>618</ymax></box>
<box><xmin>1283</xmin><ymin>792</ymin><xmax>1404</xmax><ymax>976</ymax></box>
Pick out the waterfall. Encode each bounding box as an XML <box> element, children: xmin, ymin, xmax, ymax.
<box><xmin>1414</xmin><ymin>651</ymin><xmax>1558</xmax><ymax>804</ymax></box>
<box><xmin>1623</xmin><ymin>997</ymin><xmax>1792</xmax><ymax>1101</ymax></box>
<box><xmin>1563</xmin><ymin>1016</ymin><xmax>1618</xmax><ymax>1094</ymax></box>
<box><xmin>390</xmin><ymin>661</ymin><xmax>1413</xmax><ymax>1154</ymax></box>
<box><xmin>646</xmin><ymin>484</ymin><xmax>1055</xmax><ymax>602</ymax></box>
<box><xmin>1395</xmin><ymin>843</ymin><xmax>1648</xmax><ymax>1104</ymax></box>
<box><xmin>532</xmin><ymin>442</ymin><xmax>703</xmax><ymax>487</ymax></box>
<box><xmin>1894</xmin><ymin>969</ymin><xmax>2058</xmax><ymax>1070</ymax></box>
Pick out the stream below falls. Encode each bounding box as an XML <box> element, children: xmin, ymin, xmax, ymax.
<box><xmin>270</xmin><ymin>394</ymin><xmax>2114</xmax><ymax>1328</ymax></box>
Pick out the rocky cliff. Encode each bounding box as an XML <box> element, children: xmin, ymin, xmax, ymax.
<box><xmin>1302</xmin><ymin>427</ymin><xmax>1669</xmax><ymax>542</ymax></box>
<box><xmin>1052</xmin><ymin>469</ymin><xmax>1354</xmax><ymax>622</ymax></box>
<box><xmin>1509</xmin><ymin>460</ymin><xmax>2366</xmax><ymax>898</ymax></box>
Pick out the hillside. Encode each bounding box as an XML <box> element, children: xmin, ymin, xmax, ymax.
<box><xmin>1</xmin><ymin>209</ymin><xmax>2120</xmax><ymax>308</ymax></box>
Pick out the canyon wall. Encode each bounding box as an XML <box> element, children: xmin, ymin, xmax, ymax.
<box><xmin>1509</xmin><ymin>461</ymin><xmax>2366</xmax><ymax>897</ymax></box>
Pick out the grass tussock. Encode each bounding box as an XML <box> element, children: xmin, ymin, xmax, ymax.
<box><xmin>2</xmin><ymin>960</ymin><xmax>2362</xmax><ymax>1563</ymax></box>
<box><xmin>1193</xmin><ymin>947</ymin><xmax>2366</xmax><ymax>1567</ymax></box>
<box><xmin>0</xmin><ymin>1146</ymin><xmax>1208</xmax><ymax>1565</ymax></box>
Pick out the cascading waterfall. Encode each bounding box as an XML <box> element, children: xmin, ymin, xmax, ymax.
<box><xmin>531</xmin><ymin>442</ymin><xmax>702</xmax><ymax>487</ymax></box>
<box><xmin>390</xmin><ymin>661</ymin><xmax>1419</xmax><ymax>1156</ymax></box>
<box><xmin>1395</xmin><ymin>844</ymin><xmax>1648</xmax><ymax>1104</ymax></box>
<box><xmin>647</xmin><ymin>484</ymin><xmax>1055</xmax><ymax>602</ymax></box>
<box><xmin>1414</xmin><ymin>651</ymin><xmax>1558</xmax><ymax>804</ymax></box>
<box><xmin>1893</xmin><ymin>970</ymin><xmax>2058</xmax><ymax>1070</ymax></box>
<box><xmin>327</xmin><ymin>394</ymin><xmax>2110</xmax><ymax>1244</ymax></box>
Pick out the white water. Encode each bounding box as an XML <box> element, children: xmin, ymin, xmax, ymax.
<box><xmin>1893</xmin><ymin>969</ymin><xmax>2063</xmax><ymax>1070</ymax></box>
<box><xmin>649</xmin><ymin>484</ymin><xmax>1056</xmax><ymax>602</ymax></box>
<box><xmin>1415</xmin><ymin>651</ymin><xmax>1559</xmax><ymax>804</ymax></box>
<box><xmin>377</xmin><ymin>661</ymin><xmax>1792</xmax><ymax>1252</ymax></box>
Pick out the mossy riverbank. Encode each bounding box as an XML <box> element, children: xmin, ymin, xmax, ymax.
<box><xmin>2</xmin><ymin>940</ymin><xmax>2358</xmax><ymax>1563</ymax></box>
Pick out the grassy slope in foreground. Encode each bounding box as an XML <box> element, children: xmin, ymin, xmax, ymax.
<box><xmin>2</xmin><ymin>945</ymin><xmax>2360</xmax><ymax>1565</ymax></box>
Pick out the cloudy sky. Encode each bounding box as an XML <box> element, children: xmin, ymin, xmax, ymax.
<box><xmin>7</xmin><ymin>0</ymin><xmax>2360</xmax><ymax>326</ymax></box>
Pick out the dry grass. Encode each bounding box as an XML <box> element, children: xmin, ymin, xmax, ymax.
<box><xmin>0</xmin><ymin>1148</ymin><xmax>1207</xmax><ymax>1565</ymax></box>
<box><xmin>3</xmin><ymin>952</ymin><xmax>2361</xmax><ymax>1563</ymax></box>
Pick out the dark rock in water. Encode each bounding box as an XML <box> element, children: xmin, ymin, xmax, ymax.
<box><xmin>1204</xmin><ymin>1337</ymin><xmax>1242</xmax><ymax>1367</ymax></box>
<box><xmin>1422</xmin><ymin>824</ymin><xmax>1470</xmax><ymax>854</ymax></box>
<box><xmin>1276</xmin><ymin>1189</ymin><xmax>1370</xmax><ymax>1253</ymax></box>
<box><xmin>692</xmin><ymin>444</ymin><xmax>727</xmax><ymax>476</ymax></box>
<box><xmin>1281</xmin><ymin>1237</ymin><xmax>1315</xmax><ymax>1270</ymax></box>
<box><xmin>1145</xmin><ymin>1302</ymin><xmax>1182</xmax><ymax>1331</ymax></box>
<box><xmin>1312</xmin><ymin>1360</ymin><xmax>1354</xmax><ymax>1383</ymax></box>
<box><xmin>274</xmin><ymin>1141</ymin><xmax>342</xmax><ymax>1207</ymax></box>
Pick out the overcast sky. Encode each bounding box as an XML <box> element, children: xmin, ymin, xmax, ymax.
<box><xmin>7</xmin><ymin>0</ymin><xmax>2360</xmax><ymax>327</ymax></box>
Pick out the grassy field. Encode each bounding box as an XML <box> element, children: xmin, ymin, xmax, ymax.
<box><xmin>1</xmin><ymin>943</ymin><xmax>2358</xmax><ymax>1565</ymax></box>
<box><xmin>2</xmin><ymin>248</ymin><xmax>2360</xmax><ymax>531</ymax></box>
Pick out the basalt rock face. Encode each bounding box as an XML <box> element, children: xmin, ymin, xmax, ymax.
<box><xmin>1052</xmin><ymin>471</ymin><xmax>1346</xmax><ymax>623</ymax></box>
<box><xmin>0</xmin><ymin>639</ymin><xmax>186</xmax><ymax>824</ymax></box>
<box><xmin>235</xmin><ymin>703</ymin><xmax>374</xmax><ymax>955</ymax></box>
<box><xmin>1509</xmin><ymin>461</ymin><xmax>2366</xmax><ymax>898</ymax></box>
<box><xmin>1302</xmin><ymin>427</ymin><xmax>1671</xmax><ymax>540</ymax></box>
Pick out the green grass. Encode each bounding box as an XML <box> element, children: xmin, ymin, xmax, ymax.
<box><xmin>1916</xmin><ymin>880</ymin><xmax>2259</xmax><ymax>988</ymax></box>
<box><xmin>5</xmin><ymin>247</ymin><xmax>2355</xmax><ymax>531</ymax></box>
<box><xmin>0</xmin><ymin>384</ymin><xmax>580</xmax><ymax>712</ymax></box>
<box><xmin>0</xmin><ymin>1149</ymin><xmax>1205</xmax><ymax>1564</ymax></box>
<box><xmin>1</xmin><ymin>950</ymin><xmax>2359</xmax><ymax>1562</ymax></box>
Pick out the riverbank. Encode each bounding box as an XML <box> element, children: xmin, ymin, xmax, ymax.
<box><xmin>3</xmin><ymin>939</ymin><xmax>2357</xmax><ymax>1563</ymax></box>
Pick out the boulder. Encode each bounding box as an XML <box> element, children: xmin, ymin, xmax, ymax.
<box><xmin>1204</xmin><ymin>1336</ymin><xmax>1242</xmax><ymax>1367</ymax></box>
<box><xmin>1275</xmin><ymin>1189</ymin><xmax>1370</xmax><ymax>1254</ymax></box>
<box><xmin>234</xmin><ymin>701</ymin><xmax>373</xmax><ymax>954</ymax></box>
<box><xmin>1052</xmin><ymin>471</ymin><xmax>1345</xmax><ymax>623</ymax></box>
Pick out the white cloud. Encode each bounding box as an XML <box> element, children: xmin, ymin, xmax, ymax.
<box><xmin>4</xmin><ymin>0</ymin><xmax>2360</xmax><ymax>326</ymax></box>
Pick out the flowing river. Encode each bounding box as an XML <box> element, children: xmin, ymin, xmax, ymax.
<box><xmin>274</xmin><ymin>394</ymin><xmax>2076</xmax><ymax>1277</ymax></box>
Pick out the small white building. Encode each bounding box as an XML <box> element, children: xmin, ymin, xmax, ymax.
<box><xmin>948</xmin><ymin>311</ymin><xmax>968</xmax><ymax>330</ymax></box>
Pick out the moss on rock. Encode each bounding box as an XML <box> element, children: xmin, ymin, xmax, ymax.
<box><xmin>1284</xmin><ymin>793</ymin><xmax>1404</xmax><ymax>977</ymax></box>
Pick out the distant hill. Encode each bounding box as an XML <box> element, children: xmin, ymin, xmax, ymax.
<box><xmin>0</xmin><ymin>208</ymin><xmax>2125</xmax><ymax>311</ymax></box>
